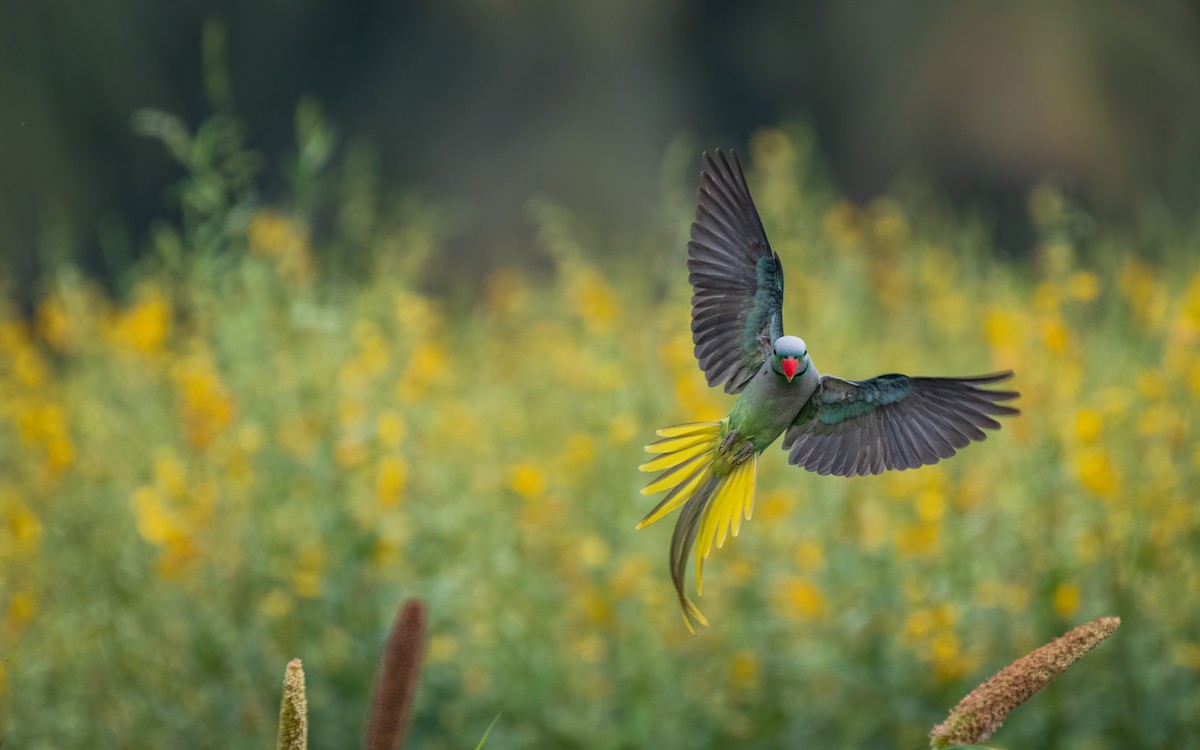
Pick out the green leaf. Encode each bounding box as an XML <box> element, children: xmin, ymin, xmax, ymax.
<box><xmin>474</xmin><ymin>713</ymin><xmax>502</xmax><ymax>750</ymax></box>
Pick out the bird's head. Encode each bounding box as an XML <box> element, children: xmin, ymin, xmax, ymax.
<box><xmin>772</xmin><ymin>335</ymin><xmax>808</xmax><ymax>382</ymax></box>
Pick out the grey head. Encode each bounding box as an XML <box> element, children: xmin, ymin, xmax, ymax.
<box><xmin>770</xmin><ymin>335</ymin><xmax>809</xmax><ymax>382</ymax></box>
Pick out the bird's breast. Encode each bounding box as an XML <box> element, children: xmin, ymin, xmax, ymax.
<box><xmin>729</xmin><ymin>362</ymin><xmax>820</xmax><ymax>452</ymax></box>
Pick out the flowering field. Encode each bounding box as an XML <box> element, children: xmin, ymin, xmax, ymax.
<box><xmin>3</xmin><ymin>128</ymin><xmax>1200</xmax><ymax>748</ymax></box>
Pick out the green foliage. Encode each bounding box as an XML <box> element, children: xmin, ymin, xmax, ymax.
<box><xmin>1</xmin><ymin>122</ymin><xmax>1199</xmax><ymax>749</ymax></box>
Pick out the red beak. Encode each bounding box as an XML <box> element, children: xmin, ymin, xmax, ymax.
<box><xmin>781</xmin><ymin>357</ymin><xmax>799</xmax><ymax>382</ymax></box>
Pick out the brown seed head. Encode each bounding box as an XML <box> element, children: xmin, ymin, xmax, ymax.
<box><xmin>277</xmin><ymin>658</ymin><xmax>308</xmax><ymax>750</ymax></box>
<box><xmin>930</xmin><ymin>616</ymin><xmax>1121</xmax><ymax>748</ymax></box>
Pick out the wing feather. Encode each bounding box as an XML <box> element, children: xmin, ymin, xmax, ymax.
<box><xmin>687</xmin><ymin>150</ymin><xmax>784</xmax><ymax>394</ymax></box>
<box><xmin>785</xmin><ymin>372</ymin><xmax>1019</xmax><ymax>476</ymax></box>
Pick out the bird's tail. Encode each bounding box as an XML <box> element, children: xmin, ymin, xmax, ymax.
<box><xmin>636</xmin><ymin>420</ymin><xmax>758</xmax><ymax>634</ymax></box>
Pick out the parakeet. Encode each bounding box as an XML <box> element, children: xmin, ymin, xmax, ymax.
<box><xmin>638</xmin><ymin>150</ymin><xmax>1019</xmax><ymax>633</ymax></box>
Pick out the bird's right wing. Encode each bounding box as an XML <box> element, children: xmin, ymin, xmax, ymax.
<box><xmin>688</xmin><ymin>149</ymin><xmax>785</xmax><ymax>394</ymax></box>
<box><xmin>783</xmin><ymin>372</ymin><xmax>1019</xmax><ymax>476</ymax></box>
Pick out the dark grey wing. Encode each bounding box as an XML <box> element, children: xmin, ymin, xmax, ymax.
<box><xmin>688</xmin><ymin>149</ymin><xmax>784</xmax><ymax>394</ymax></box>
<box><xmin>783</xmin><ymin>372</ymin><xmax>1019</xmax><ymax>476</ymax></box>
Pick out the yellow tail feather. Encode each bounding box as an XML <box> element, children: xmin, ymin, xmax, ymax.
<box><xmin>655</xmin><ymin>422</ymin><xmax>721</xmax><ymax>438</ymax></box>
<box><xmin>638</xmin><ymin>418</ymin><xmax>759</xmax><ymax>632</ymax></box>
<box><xmin>638</xmin><ymin>440</ymin><xmax>713</xmax><ymax>472</ymax></box>
<box><xmin>694</xmin><ymin>456</ymin><xmax>756</xmax><ymax>595</ymax></box>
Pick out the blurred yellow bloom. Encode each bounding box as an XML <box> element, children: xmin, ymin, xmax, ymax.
<box><xmin>237</xmin><ymin>422</ymin><xmax>265</xmax><ymax>454</ymax></box>
<box><xmin>35</xmin><ymin>293</ymin><xmax>73</xmax><ymax>350</ymax></box>
<box><xmin>895</xmin><ymin>521</ymin><xmax>940</xmax><ymax>558</ymax></box>
<box><xmin>1074</xmin><ymin>408</ymin><xmax>1103</xmax><ymax>443</ymax></box>
<box><xmin>5</xmin><ymin>501</ymin><xmax>43</xmax><ymax>552</ymax></box>
<box><xmin>983</xmin><ymin>308</ymin><xmax>1024</xmax><ymax>351</ymax></box>
<box><xmin>154</xmin><ymin>449</ymin><xmax>188</xmax><ymax>499</ymax></box>
<box><xmin>258</xmin><ymin>589</ymin><xmax>294</xmax><ymax>619</ymax></box>
<box><xmin>109</xmin><ymin>287</ymin><xmax>171</xmax><ymax>356</ymax></box>
<box><xmin>870</xmin><ymin>199</ymin><xmax>910</xmax><ymax>250</ymax></box>
<box><xmin>13</xmin><ymin>347</ymin><xmax>47</xmax><ymax>388</ymax></box>
<box><xmin>277</xmin><ymin>414</ymin><xmax>321</xmax><ymax>459</ymax></box>
<box><xmin>557</xmin><ymin>433</ymin><xmax>595</xmax><ymax>475</ymax></box>
<box><xmin>376</xmin><ymin>410</ymin><xmax>406</xmax><ymax>448</ymax></box>
<box><xmin>931</xmin><ymin>630</ymin><xmax>969</xmax><ymax>683</ymax></box>
<box><xmin>757</xmin><ymin>489</ymin><xmax>793</xmax><ymax>522</ymax></box>
<box><xmin>130</xmin><ymin>486</ymin><xmax>178</xmax><ymax>545</ymax></box>
<box><xmin>609</xmin><ymin>553</ymin><xmax>651</xmax><ymax>599</ymax></box>
<box><xmin>776</xmin><ymin>575</ymin><xmax>826</xmax><ymax>620</ymax></box>
<box><xmin>428</xmin><ymin>633</ymin><xmax>459</xmax><ymax>664</ymax></box>
<box><xmin>485</xmin><ymin>268</ymin><xmax>531</xmax><ymax>316</ymax></box>
<box><xmin>1119</xmin><ymin>258</ymin><xmax>1166</xmax><ymax>327</ymax></box>
<box><xmin>729</xmin><ymin>649</ymin><xmax>760</xmax><ymax>692</ymax></box>
<box><xmin>171</xmin><ymin>350</ymin><xmax>236</xmax><ymax>450</ymax></box>
<box><xmin>1041</xmin><ymin>317</ymin><xmax>1070</xmax><ymax>353</ymax></box>
<box><xmin>1066</xmin><ymin>271</ymin><xmax>1101</xmax><ymax>302</ymax></box>
<box><xmin>1075</xmin><ymin>449</ymin><xmax>1119</xmax><ymax>496</ymax></box>
<box><xmin>915</xmin><ymin>488</ymin><xmax>945</xmax><ymax>523</ymax></box>
<box><xmin>247</xmin><ymin>210</ymin><xmax>314</xmax><ymax>284</ymax></box>
<box><xmin>508</xmin><ymin>463</ymin><xmax>546</xmax><ymax>499</ymax></box>
<box><xmin>794</xmin><ymin>541</ymin><xmax>824</xmax><ymax>572</ymax></box>
<box><xmin>822</xmin><ymin>201</ymin><xmax>863</xmax><ymax>249</ymax></box>
<box><xmin>569</xmin><ymin>267</ymin><xmax>617</xmax><ymax>334</ymax></box>
<box><xmin>396</xmin><ymin>341</ymin><xmax>449</xmax><ymax>403</ymax></box>
<box><xmin>336</xmin><ymin>437</ymin><xmax>368</xmax><ymax>468</ymax></box>
<box><xmin>579</xmin><ymin>534</ymin><xmax>610</xmax><ymax>569</ymax></box>
<box><xmin>393</xmin><ymin>291</ymin><xmax>442</xmax><ymax>340</ymax></box>
<box><xmin>905</xmin><ymin>609</ymin><xmax>936</xmax><ymax>642</ymax></box>
<box><xmin>1053</xmin><ymin>583</ymin><xmax>1081</xmax><ymax>619</ymax></box>
<box><xmin>7</xmin><ymin>591</ymin><xmax>36</xmax><ymax>629</ymax></box>
<box><xmin>607</xmin><ymin>413</ymin><xmax>638</xmax><ymax>445</ymax></box>
<box><xmin>292</xmin><ymin>544</ymin><xmax>325</xmax><ymax>599</ymax></box>
<box><xmin>375</xmin><ymin>455</ymin><xmax>408</xmax><ymax>507</ymax></box>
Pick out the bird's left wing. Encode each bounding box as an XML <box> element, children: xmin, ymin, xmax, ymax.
<box><xmin>783</xmin><ymin>372</ymin><xmax>1019</xmax><ymax>476</ymax></box>
<box><xmin>688</xmin><ymin>149</ymin><xmax>784</xmax><ymax>394</ymax></box>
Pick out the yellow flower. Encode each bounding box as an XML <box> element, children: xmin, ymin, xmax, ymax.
<box><xmin>247</xmin><ymin>210</ymin><xmax>314</xmax><ymax>284</ymax></box>
<box><xmin>729</xmin><ymin>649</ymin><xmax>760</xmax><ymax>692</ymax></box>
<box><xmin>375</xmin><ymin>455</ymin><xmax>408</xmax><ymax>507</ymax></box>
<box><xmin>1074</xmin><ymin>408</ymin><xmax>1103</xmax><ymax>443</ymax></box>
<box><xmin>607</xmin><ymin>414</ymin><xmax>637</xmax><ymax>445</ymax></box>
<box><xmin>7</xmin><ymin>591</ymin><xmax>36</xmax><ymax>629</ymax></box>
<box><xmin>6</xmin><ymin>501</ymin><xmax>43</xmax><ymax>552</ymax></box>
<box><xmin>793</xmin><ymin>541</ymin><xmax>824</xmax><ymax>572</ymax></box>
<box><xmin>376</xmin><ymin>410</ymin><xmax>407</xmax><ymax>448</ymax></box>
<box><xmin>569</xmin><ymin>267</ymin><xmax>617</xmax><ymax>334</ymax></box>
<box><xmin>259</xmin><ymin>589</ymin><xmax>294</xmax><ymax>619</ymax></box>
<box><xmin>1053</xmin><ymin>583</ymin><xmax>1081</xmax><ymax>618</ymax></box>
<box><xmin>109</xmin><ymin>287</ymin><xmax>171</xmax><ymax>356</ymax></box>
<box><xmin>1076</xmin><ymin>449</ymin><xmax>1119</xmax><ymax>496</ymax></box>
<box><xmin>776</xmin><ymin>575</ymin><xmax>826</xmax><ymax>620</ymax></box>
<box><xmin>895</xmin><ymin>521</ymin><xmax>940</xmax><ymax>557</ymax></box>
<box><xmin>130</xmin><ymin>486</ymin><xmax>178</xmax><ymax>545</ymax></box>
<box><xmin>1066</xmin><ymin>271</ymin><xmax>1100</xmax><ymax>302</ymax></box>
<box><xmin>578</xmin><ymin>534</ymin><xmax>610</xmax><ymax>569</ymax></box>
<box><xmin>428</xmin><ymin>633</ymin><xmax>459</xmax><ymax>664</ymax></box>
<box><xmin>508</xmin><ymin>463</ymin><xmax>546</xmax><ymax>499</ymax></box>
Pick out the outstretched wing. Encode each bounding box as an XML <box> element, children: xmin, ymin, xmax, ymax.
<box><xmin>783</xmin><ymin>372</ymin><xmax>1019</xmax><ymax>476</ymax></box>
<box><xmin>688</xmin><ymin>149</ymin><xmax>784</xmax><ymax>394</ymax></box>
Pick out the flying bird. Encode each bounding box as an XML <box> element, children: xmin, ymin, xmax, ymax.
<box><xmin>638</xmin><ymin>150</ymin><xmax>1019</xmax><ymax>633</ymax></box>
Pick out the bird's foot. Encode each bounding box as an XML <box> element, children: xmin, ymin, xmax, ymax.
<box><xmin>719</xmin><ymin>429</ymin><xmax>755</xmax><ymax>465</ymax></box>
<box><xmin>730</xmin><ymin>442</ymin><xmax>755</xmax><ymax>465</ymax></box>
<box><xmin>719</xmin><ymin>429</ymin><xmax>740</xmax><ymax>455</ymax></box>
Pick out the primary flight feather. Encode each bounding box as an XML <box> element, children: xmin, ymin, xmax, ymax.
<box><xmin>638</xmin><ymin>150</ymin><xmax>1019</xmax><ymax>633</ymax></box>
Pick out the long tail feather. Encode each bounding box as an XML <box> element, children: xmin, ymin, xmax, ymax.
<box><xmin>638</xmin><ymin>419</ymin><xmax>758</xmax><ymax>633</ymax></box>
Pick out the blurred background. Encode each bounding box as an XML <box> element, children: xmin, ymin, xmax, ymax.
<box><xmin>4</xmin><ymin>0</ymin><xmax>1200</xmax><ymax>292</ymax></box>
<box><xmin>3</xmin><ymin>1</ymin><xmax>1200</xmax><ymax>748</ymax></box>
